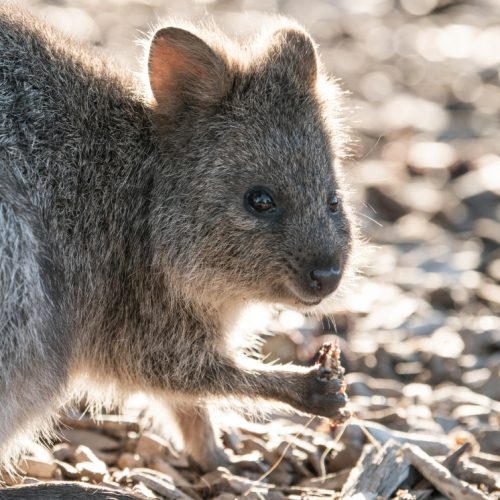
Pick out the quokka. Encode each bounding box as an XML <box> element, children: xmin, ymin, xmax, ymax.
<box><xmin>0</xmin><ymin>5</ymin><xmax>354</xmax><ymax>473</ymax></box>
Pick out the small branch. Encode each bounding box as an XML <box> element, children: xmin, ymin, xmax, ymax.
<box><xmin>402</xmin><ymin>444</ymin><xmax>490</xmax><ymax>500</ymax></box>
<box><xmin>414</xmin><ymin>441</ymin><xmax>472</xmax><ymax>490</ymax></box>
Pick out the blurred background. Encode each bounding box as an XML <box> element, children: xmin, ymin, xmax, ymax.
<box><xmin>16</xmin><ymin>0</ymin><xmax>500</xmax><ymax>486</ymax></box>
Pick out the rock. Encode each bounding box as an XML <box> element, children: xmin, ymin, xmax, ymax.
<box><xmin>59</xmin><ymin>428</ymin><xmax>120</xmax><ymax>452</ymax></box>
<box><xmin>239</xmin><ymin>437</ymin><xmax>268</xmax><ymax>458</ymax></box>
<box><xmin>453</xmin><ymin>158</ymin><xmax>500</xmax><ymax>213</ymax></box>
<box><xmin>474</xmin><ymin>218</ymin><xmax>500</xmax><ymax>249</ymax></box>
<box><xmin>326</xmin><ymin>440</ymin><xmax>364</xmax><ymax>473</ymax></box>
<box><xmin>452</xmin><ymin>405</ymin><xmax>491</xmax><ymax>422</ymax></box>
<box><xmin>135</xmin><ymin>431</ymin><xmax>173</xmax><ymax>458</ymax></box>
<box><xmin>432</xmin><ymin>385</ymin><xmax>500</xmax><ymax>414</ymax></box>
<box><xmin>380</xmin><ymin>94</ymin><xmax>449</xmax><ymax>135</ymax></box>
<box><xmin>474</xmin><ymin>429</ymin><xmax>500</xmax><ymax>456</ymax></box>
<box><xmin>428</xmin><ymin>285</ymin><xmax>467</xmax><ymax>309</ymax></box>
<box><xmin>486</xmin><ymin>258</ymin><xmax>500</xmax><ymax>282</ymax></box>
<box><xmin>61</xmin><ymin>414</ymin><xmax>141</xmax><ymax>437</ymax></box>
<box><xmin>344</xmin><ymin>422</ymin><xmax>450</xmax><ymax>456</ymax></box>
<box><xmin>365</xmin><ymin>184</ymin><xmax>410</xmax><ymax>221</ymax></box>
<box><xmin>75</xmin><ymin>445</ymin><xmax>106</xmax><ymax>465</ymax></box>
<box><xmin>117</xmin><ymin>453</ymin><xmax>145</xmax><ymax>470</ymax></box>
<box><xmin>345</xmin><ymin>373</ymin><xmax>404</xmax><ymax>398</ymax></box>
<box><xmin>18</xmin><ymin>457</ymin><xmax>57</xmax><ymax>479</ymax></box>
<box><xmin>148</xmin><ymin>457</ymin><xmax>190</xmax><ymax>485</ymax></box>
<box><xmin>402</xmin><ymin>383</ymin><xmax>433</xmax><ymax>403</ymax></box>
<box><xmin>76</xmin><ymin>460</ymin><xmax>108</xmax><ymax>482</ymax></box>
<box><xmin>55</xmin><ymin>460</ymin><xmax>79</xmax><ymax>479</ymax></box>
<box><xmin>476</xmin><ymin>282</ymin><xmax>500</xmax><ymax>308</ymax></box>
<box><xmin>52</xmin><ymin>443</ymin><xmax>74</xmax><ymax>462</ymax></box>
<box><xmin>221</xmin><ymin>429</ymin><xmax>242</xmax><ymax>454</ymax></box>
<box><xmin>407</xmin><ymin>141</ymin><xmax>457</xmax><ymax>173</ymax></box>
<box><xmin>74</xmin><ymin>445</ymin><xmax>108</xmax><ymax>481</ymax></box>
<box><xmin>94</xmin><ymin>449</ymin><xmax>120</xmax><ymax>466</ymax></box>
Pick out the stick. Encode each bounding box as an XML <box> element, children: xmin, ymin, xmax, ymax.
<box><xmin>402</xmin><ymin>444</ymin><xmax>490</xmax><ymax>500</ymax></box>
<box><xmin>414</xmin><ymin>441</ymin><xmax>472</xmax><ymax>490</ymax></box>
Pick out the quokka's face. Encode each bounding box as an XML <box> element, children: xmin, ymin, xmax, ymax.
<box><xmin>185</xmin><ymin>95</ymin><xmax>353</xmax><ymax>310</ymax></box>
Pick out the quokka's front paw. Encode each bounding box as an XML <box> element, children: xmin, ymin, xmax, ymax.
<box><xmin>298</xmin><ymin>368</ymin><xmax>348</xmax><ymax>418</ymax></box>
<box><xmin>296</xmin><ymin>341</ymin><xmax>351</xmax><ymax>421</ymax></box>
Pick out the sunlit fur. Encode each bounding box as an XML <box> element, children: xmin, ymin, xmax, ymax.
<box><xmin>0</xmin><ymin>5</ymin><xmax>356</xmax><ymax>471</ymax></box>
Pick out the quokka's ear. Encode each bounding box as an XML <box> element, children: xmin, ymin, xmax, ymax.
<box><xmin>266</xmin><ymin>27</ymin><xmax>318</xmax><ymax>88</ymax></box>
<box><xmin>148</xmin><ymin>27</ymin><xmax>230</xmax><ymax>117</ymax></box>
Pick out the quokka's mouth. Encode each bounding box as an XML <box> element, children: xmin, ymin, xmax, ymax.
<box><xmin>284</xmin><ymin>285</ymin><xmax>323</xmax><ymax>307</ymax></box>
<box><xmin>293</xmin><ymin>296</ymin><xmax>322</xmax><ymax>307</ymax></box>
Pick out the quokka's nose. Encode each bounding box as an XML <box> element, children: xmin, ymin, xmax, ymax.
<box><xmin>307</xmin><ymin>264</ymin><xmax>342</xmax><ymax>297</ymax></box>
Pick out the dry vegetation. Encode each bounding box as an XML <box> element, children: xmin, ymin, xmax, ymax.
<box><xmin>2</xmin><ymin>0</ymin><xmax>500</xmax><ymax>498</ymax></box>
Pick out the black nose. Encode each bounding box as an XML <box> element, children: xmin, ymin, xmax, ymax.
<box><xmin>308</xmin><ymin>264</ymin><xmax>342</xmax><ymax>297</ymax></box>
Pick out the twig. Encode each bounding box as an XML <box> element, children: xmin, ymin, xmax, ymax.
<box><xmin>402</xmin><ymin>444</ymin><xmax>490</xmax><ymax>500</ymax></box>
<box><xmin>414</xmin><ymin>441</ymin><xmax>472</xmax><ymax>490</ymax></box>
<box><xmin>354</xmin><ymin>418</ymin><xmax>384</xmax><ymax>451</ymax></box>
<box><xmin>243</xmin><ymin>415</ymin><xmax>316</xmax><ymax>495</ymax></box>
<box><xmin>319</xmin><ymin>420</ymin><xmax>350</xmax><ymax>478</ymax></box>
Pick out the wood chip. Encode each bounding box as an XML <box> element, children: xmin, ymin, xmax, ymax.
<box><xmin>341</xmin><ymin>440</ymin><xmax>411</xmax><ymax>498</ymax></box>
<box><xmin>127</xmin><ymin>468</ymin><xmax>193</xmax><ymax>499</ymax></box>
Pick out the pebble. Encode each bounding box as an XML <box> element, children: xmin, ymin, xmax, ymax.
<box><xmin>117</xmin><ymin>452</ymin><xmax>145</xmax><ymax>469</ymax></box>
<box><xmin>18</xmin><ymin>457</ymin><xmax>57</xmax><ymax>479</ymax></box>
<box><xmin>59</xmin><ymin>429</ymin><xmax>119</xmax><ymax>452</ymax></box>
<box><xmin>76</xmin><ymin>460</ymin><xmax>108</xmax><ymax>482</ymax></box>
<box><xmin>136</xmin><ymin>431</ymin><xmax>173</xmax><ymax>458</ymax></box>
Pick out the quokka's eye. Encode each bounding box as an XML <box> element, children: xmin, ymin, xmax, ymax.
<box><xmin>245</xmin><ymin>188</ymin><xmax>276</xmax><ymax>214</ymax></box>
<box><xmin>329</xmin><ymin>194</ymin><xmax>340</xmax><ymax>213</ymax></box>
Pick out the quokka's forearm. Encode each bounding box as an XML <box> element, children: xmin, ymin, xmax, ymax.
<box><xmin>145</xmin><ymin>351</ymin><xmax>346</xmax><ymax>418</ymax></box>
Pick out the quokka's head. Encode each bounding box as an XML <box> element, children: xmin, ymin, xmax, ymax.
<box><xmin>147</xmin><ymin>20</ymin><xmax>355</xmax><ymax>310</ymax></box>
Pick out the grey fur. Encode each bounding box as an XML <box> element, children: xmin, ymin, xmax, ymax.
<box><xmin>0</xmin><ymin>6</ymin><xmax>354</xmax><ymax>470</ymax></box>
